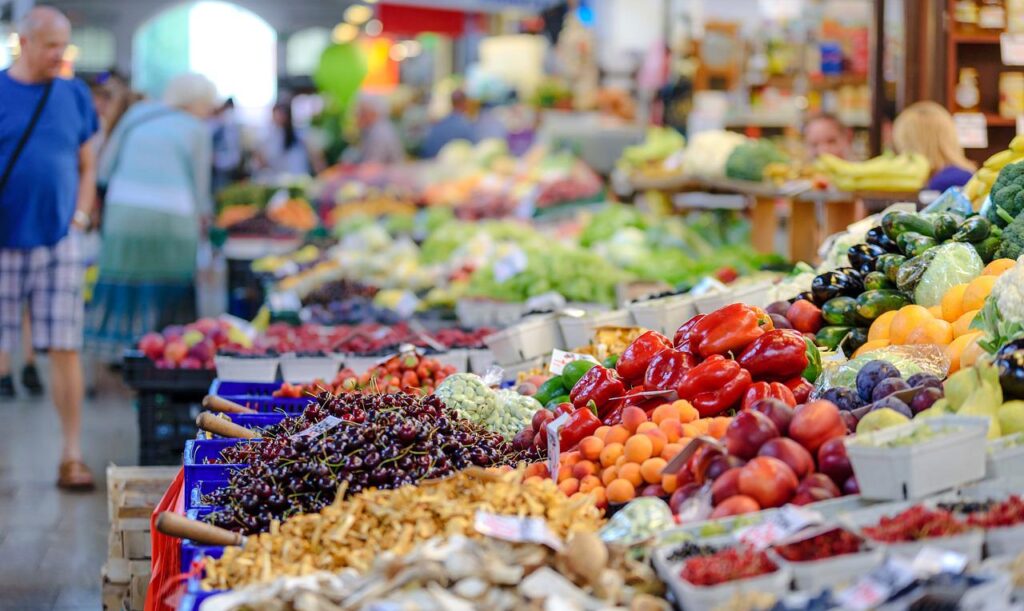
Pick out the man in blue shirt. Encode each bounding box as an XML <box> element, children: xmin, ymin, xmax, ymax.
<box><xmin>421</xmin><ymin>90</ymin><xmax>477</xmax><ymax>158</ymax></box>
<box><xmin>0</xmin><ymin>6</ymin><xmax>99</xmax><ymax>489</ymax></box>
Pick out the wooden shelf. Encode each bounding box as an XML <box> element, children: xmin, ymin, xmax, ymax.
<box><xmin>952</xmin><ymin>31</ymin><xmax>1003</xmax><ymax>44</ymax></box>
<box><xmin>984</xmin><ymin>113</ymin><xmax>1017</xmax><ymax>126</ymax></box>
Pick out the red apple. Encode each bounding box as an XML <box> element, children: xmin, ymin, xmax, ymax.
<box><xmin>738</xmin><ymin>456</ymin><xmax>799</xmax><ymax>508</ymax></box>
<box><xmin>789</xmin><ymin>400</ymin><xmax>846</xmax><ymax>454</ymax></box>
<box><xmin>705</xmin><ymin>454</ymin><xmax>746</xmax><ymax>482</ymax></box>
<box><xmin>797</xmin><ymin>473</ymin><xmax>841</xmax><ymax>497</ymax></box>
<box><xmin>138</xmin><ymin>332</ymin><xmax>165</xmax><ymax>361</ymax></box>
<box><xmin>749</xmin><ymin>399</ymin><xmax>795</xmax><ymax>435</ymax></box>
<box><xmin>792</xmin><ymin>487</ymin><xmax>837</xmax><ymax>506</ymax></box>
<box><xmin>194</xmin><ymin>317</ymin><xmax>218</xmax><ymax>334</ymax></box>
<box><xmin>710</xmin><ymin>495</ymin><xmax>761</xmax><ymax>518</ymax></box>
<box><xmin>758</xmin><ymin>438</ymin><xmax>814</xmax><ymax>479</ymax></box>
<box><xmin>163</xmin><ymin>340</ymin><xmax>188</xmax><ymax>364</ymax></box>
<box><xmin>843</xmin><ymin>476</ymin><xmax>860</xmax><ymax>495</ymax></box>
<box><xmin>817</xmin><ymin>437</ymin><xmax>854</xmax><ymax>485</ymax></box>
<box><xmin>180</xmin><ymin>356</ymin><xmax>202</xmax><ymax>369</ymax></box>
<box><xmin>188</xmin><ymin>340</ymin><xmax>214</xmax><ymax>363</ymax></box>
<box><xmin>669</xmin><ymin>483</ymin><xmax>704</xmax><ymax>514</ymax></box>
<box><xmin>711</xmin><ymin>467</ymin><xmax>743</xmax><ymax>504</ymax></box>
<box><xmin>162</xmin><ymin>325</ymin><xmax>185</xmax><ymax>340</ymax></box>
<box><xmin>724</xmin><ymin>411</ymin><xmax>779</xmax><ymax>459</ymax></box>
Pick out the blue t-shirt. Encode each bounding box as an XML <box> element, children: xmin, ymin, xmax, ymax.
<box><xmin>927</xmin><ymin>165</ymin><xmax>973</xmax><ymax>193</ymax></box>
<box><xmin>0</xmin><ymin>70</ymin><xmax>98</xmax><ymax>248</ymax></box>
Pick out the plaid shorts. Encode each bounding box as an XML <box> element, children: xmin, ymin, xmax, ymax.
<box><xmin>0</xmin><ymin>231</ymin><xmax>85</xmax><ymax>352</ymax></box>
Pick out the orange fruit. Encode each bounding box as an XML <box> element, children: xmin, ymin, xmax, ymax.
<box><xmin>572</xmin><ymin>460</ymin><xmax>598</xmax><ymax>480</ymax></box>
<box><xmin>579</xmin><ymin>436</ymin><xmax>604</xmax><ymax>461</ymax></box>
<box><xmin>644</xmin><ymin>429</ymin><xmax>667</xmax><ymax>457</ymax></box>
<box><xmin>852</xmin><ymin>339</ymin><xmax>889</xmax><ymax>358</ymax></box>
<box><xmin>579</xmin><ymin>474</ymin><xmax>602</xmax><ymax>493</ymax></box>
<box><xmin>615</xmin><ymin>455</ymin><xmax>627</xmax><ymax>467</ymax></box>
<box><xmin>708</xmin><ymin>417</ymin><xmax>732</xmax><ymax>439</ymax></box>
<box><xmin>560</xmin><ymin>452</ymin><xmax>581</xmax><ymax>468</ymax></box>
<box><xmin>558</xmin><ymin>477</ymin><xmax>579</xmax><ymax>495</ymax></box>
<box><xmin>890</xmin><ymin>305</ymin><xmax>934</xmax><ymax>344</ymax></box>
<box><xmin>659</xmin><ymin>418</ymin><xmax>683</xmax><ymax>442</ymax></box>
<box><xmin>945</xmin><ymin>332</ymin><xmax>981</xmax><ymax>374</ymax></box>
<box><xmin>928</xmin><ymin>305</ymin><xmax>944</xmax><ymax>318</ymax></box>
<box><xmin>674</xmin><ymin>400</ymin><xmax>700</xmax><ymax>423</ymax></box>
<box><xmin>983</xmin><ymin>258</ymin><xmax>1016</xmax><ymax>276</ymax></box>
<box><xmin>940</xmin><ymin>284</ymin><xmax>968</xmax><ymax>322</ymax></box>
<box><xmin>590</xmin><ymin>486</ymin><xmax>607</xmax><ymax>508</ymax></box>
<box><xmin>557</xmin><ymin>466</ymin><xmax>574</xmax><ymax>482</ymax></box>
<box><xmin>662</xmin><ymin>442</ymin><xmax>684</xmax><ymax>461</ymax></box>
<box><xmin>600</xmin><ymin>465</ymin><xmax>619</xmax><ymax>486</ymax></box>
<box><xmin>606</xmin><ymin>478</ymin><xmax>636</xmax><ymax>504</ymax></box>
<box><xmin>680</xmin><ymin>423</ymin><xmax>701</xmax><ymax>438</ymax></box>
<box><xmin>593</xmin><ymin>426</ymin><xmax>611</xmax><ymax>442</ymax></box>
<box><xmin>618</xmin><ymin>463</ymin><xmax>643</xmax><ymax>487</ymax></box>
<box><xmin>524</xmin><ymin>462</ymin><xmax>548</xmax><ymax>478</ymax></box>
<box><xmin>953</xmin><ymin>309</ymin><xmax>979</xmax><ymax>338</ymax></box>
<box><xmin>652</xmin><ymin>403</ymin><xmax>681</xmax><ymax>424</ymax></box>
<box><xmin>641</xmin><ymin>458</ymin><xmax>668</xmax><ymax>484</ymax></box>
<box><xmin>662</xmin><ymin>473</ymin><xmax>679</xmax><ymax>494</ymax></box>
<box><xmin>905</xmin><ymin>318</ymin><xmax>954</xmax><ymax>345</ymax></box>
<box><xmin>624</xmin><ymin>434</ymin><xmax>654</xmax><ymax>463</ymax></box>
<box><xmin>959</xmin><ymin>333</ymin><xmax>987</xmax><ymax>370</ymax></box>
<box><xmin>868</xmin><ymin>310</ymin><xmax>898</xmax><ymax>342</ymax></box>
<box><xmin>636</xmin><ymin>421</ymin><xmax>659</xmax><ymax>435</ymax></box>
<box><xmin>605</xmin><ymin>425</ymin><xmax>630</xmax><ymax>446</ymax></box>
<box><xmin>621</xmin><ymin>406</ymin><xmax>648</xmax><ymax>433</ymax></box>
<box><xmin>599</xmin><ymin>442</ymin><xmax>624</xmax><ymax>467</ymax></box>
<box><xmin>963</xmin><ymin>275</ymin><xmax>997</xmax><ymax>312</ymax></box>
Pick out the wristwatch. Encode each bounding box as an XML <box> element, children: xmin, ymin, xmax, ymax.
<box><xmin>72</xmin><ymin>209</ymin><xmax>89</xmax><ymax>228</ymax></box>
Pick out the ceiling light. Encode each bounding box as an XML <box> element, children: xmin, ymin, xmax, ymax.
<box><xmin>364</xmin><ymin>19</ymin><xmax>383</xmax><ymax>36</ymax></box>
<box><xmin>332</xmin><ymin>22</ymin><xmax>359</xmax><ymax>43</ymax></box>
<box><xmin>389</xmin><ymin>43</ymin><xmax>407</xmax><ymax>62</ymax></box>
<box><xmin>344</xmin><ymin>4</ymin><xmax>373</xmax><ymax>25</ymax></box>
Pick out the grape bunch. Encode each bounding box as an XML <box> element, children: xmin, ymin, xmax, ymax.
<box><xmin>204</xmin><ymin>392</ymin><xmax>520</xmax><ymax>534</ymax></box>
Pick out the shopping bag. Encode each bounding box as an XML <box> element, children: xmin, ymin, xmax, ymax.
<box><xmin>145</xmin><ymin>468</ymin><xmax>184</xmax><ymax>611</ymax></box>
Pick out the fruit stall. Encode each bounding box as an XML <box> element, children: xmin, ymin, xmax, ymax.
<box><xmin>121</xmin><ymin>147</ymin><xmax>1024</xmax><ymax>611</ymax></box>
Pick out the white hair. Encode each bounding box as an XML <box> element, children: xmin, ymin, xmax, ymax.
<box><xmin>163</xmin><ymin>73</ymin><xmax>219</xmax><ymax>111</ymax></box>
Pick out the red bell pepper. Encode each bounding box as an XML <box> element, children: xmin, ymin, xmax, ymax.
<box><xmin>616</xmin><ymin>330</ymin><xmax>671</xmax><ymax>384</ymax></box>
<box><xmin>675</xmin><ymin>355</ymin><xmax>753</xmax><ymax>417</ymax></box>
<box><xmin>559</xmin><ymin>406</ymin><xmax>602</xmax><ymax>450</ymax></box>
<box><xmin>643</xmin><ymin>347</ymin><xmax>699</xmax><ymax>392</ymax></box>
<box><xmin>741</xmin><ymin>381</ymin><xmax>797</xmax><ymax>410</ymax></box>
<box><xmin>601</xmin><ymin>403</ymin><xmax>623</xmax><ymax>426</ymax></box>
<box><xmin>673</xmin><ymin>314</ymin><xmax>706</xmax><ymax>353</ymax></box>
<box><xmin>620</xmin><ymin>385</ymin><xmax>669</xmax><ymax>412</ymax></box>
<box><xmin>553</xmin><ymin>402</ymin><xmax>575</xmax><ymax>417</ymax></box>
<box><xmin>569</xmin><ymin>365</ymin><xmax>625</xmax><ymax>420</ymax></box>
<box><xmin>696</xmin><ymin>304</ymin><xmax>773</xmax><ymax>358</ymax></box>
<box><xmin>736</xmin><ymin>329</ymin><xmax>809</xmax><ymax>381</ymax></box>
<box><xmin>783</xmin><ymin>375</ymin><xmax>814</xmax><ymax>404</ymax></box>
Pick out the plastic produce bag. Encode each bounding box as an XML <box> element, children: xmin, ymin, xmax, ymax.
<box><xmin>600</xmin><ymin>497</ymin><xmax>674</xmax><ymax>546</ymax></box>
<box><xmin>922</xmin><ymin>186</ymin><xmax>974</xmax><ymax>216</ymax></box>
<box><xmin>912</xmin><ymin>242</ymin><xmax>984</xmax><ymax>307</ymax></box>
<box><xmin>815</xmin><ymin>344</ymin><xmax>949</xmax><ymax>394</ymax></box>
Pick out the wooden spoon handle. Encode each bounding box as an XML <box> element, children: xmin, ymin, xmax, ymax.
<box><xmin>196</xmin><ymin>411</ymin><xmax>260</xmax><ymax>439</ymax></box>
<box><xmin>155</xmin><ymin>511</ymin><xmax>245</xmax><ymax>546</ymax></box>
<box><xmin>202</xmin><ymin>394</ymin><xmax>256</xmax><ymax>414</ymax></box>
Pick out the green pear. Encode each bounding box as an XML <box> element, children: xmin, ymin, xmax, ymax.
<box><xmin>998</xmin><ymin>401</ymin><xmax>1024</xmax><ymax>437</ymax></box>
<box><xmin>857</xmin><ymin>408</ymin><xmax>911</xmax><ymax>435</ymax></box>
<box><xmin>943</xmin><ymin>367</ymin><xmax>979</xmax><ymax>410</ymax></box>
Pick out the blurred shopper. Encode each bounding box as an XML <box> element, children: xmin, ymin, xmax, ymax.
<box><xmin>893</xmin><ymin>101</ymin><xmax>976</xmax><ymax>192</ymax></box>
<box><xmin>422</xmin><ymin>90</ymin><xmax>476</xmax><ymax>158</ymax></box>
<box><xmin>89</xmin><ymin>70</ymin><xmax>134</xmax><ymax>158</ymax></box>
<box><xmin>474</xmin><ymin>99</ymin><xmax>508</xmax><ymax>143</ymax></box>
<box><xmin>0</xmin><ymin>6</ymin><xmax>99</xmax><ymax>488</ymax></box>
<box><xmin>255</xmin><ymin>101</ymin><xmax>323</xmax><ymax>178</ymax></box>
<box><xmin>210</xmin><ymin>97</ymin><xmax>243</xmax><ymax>194</ymax></box>
<box><xmin>803</xmin><ymin>113</ymin><xmax>852</xmax><ymax>160</ymax></box>
<box><xmin>85</xmin><ymin>73</ymin><xmax>215</xmax><ymax>365</ymax></box>
<box><xmin>347</xmin><ymin>96</ymin><xmax>404</xmax><ymax>164</ymax></box>
<box><xmin>0</xmin><ymin>312</ymin><xmax>43</xmax><ymax>398</ymax></box>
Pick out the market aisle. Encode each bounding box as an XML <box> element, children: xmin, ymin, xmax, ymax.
<box><xmin>0</xmin><ymin>366</ymin><xmax>138</xmax><ymax>610</ymax></box>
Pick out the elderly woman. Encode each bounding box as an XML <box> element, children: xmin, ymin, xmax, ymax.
<box><xmin>85</xmin><ymin>73</ymin><xmax>216</xmax><ymax>360</ymax></box>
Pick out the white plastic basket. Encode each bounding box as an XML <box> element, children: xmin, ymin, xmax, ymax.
<box><xmin>985</xmin><ymin>524</ymin><xmax>1024</xmax><ymax>557</ymax></box>
<box><xmin>498</xmin><ymin>356</ymin><xmax>547</xmax><ymax>383</ymax></box>
<box><xmin>773</xmin><ymin>547</ymin><xmax>883</xmax><ymax>592</ymax></box>
<box><xmin>431</xmin><ymin>349</ymin><xmax>469</xmax><ymax>373</ymax></box>
<box><xmin>844</xmin><ymin>416</ymin><xmax>988</xmax><ymax>500</ymax></box>
<box><xmin>557</xmin><ymin>309</ymin><xmax>634</xmax><ymax>349</ymax></box>
<box><xmin>213</xmin><ymin>356</ymin><xmax>279</xmax><ymax>383</ymax></box>
<box><xmin>484</xmin><ymin>315</ymin><xmax>562</xmax><ymax>364</ymax></box>
<box><xmin>661</xmin><ymin>555</ymin><xmax>791</xmax><ymax>610</ymax></box>
<box><xmin>468</xmin><ymin>348</ymin><xmax>496</xmax><ymax>374</ymax></box>
<box><xmin>841</xmin><ymin>501</ymin><xmax>986</xmax><ymax>566</ymax></box>
<box><xmin>693</xmin><ymin>281</ymin><xmax>772</xmax><ymax>315</ymax></box>
<box><xmin>455</xmin><ymin>299</ymin><xmax>524</xmax><ymax>329</ymax></box>
<box><xmin>627</xmin><ymin>295</ymin><xmax>696</xmax><ymax>335</ymax></box>
<box><xmin>343</xmin><ymin>354</ymin><xmax>382</xmax><ymax>375</ymax></box>
<box><xmin>986</xmin><ymin>434</ymin><xmax>1024</xmax><ymax>480</ymax></box>
<box><xmin>278</xmin><ymin>355</ymin><xmax>341</xmax><ymax>384</ymax></box>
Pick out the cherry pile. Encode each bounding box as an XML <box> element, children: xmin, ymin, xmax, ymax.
<box><xmin>203</xmin><ymin>392</ymin><xmax>519</xmax><ymax>535</ymax></box>
<box><xmin>965</xmin><ymin>495</ymin><xmax>1024</xmax><ymax>528</ymax></box>
<box><xmin>774</xmin><ymin>528</ymin><xmax>863</xmax><ymax>562</ymax></box>
<box><xmin>861</xmin><ymin>506</ymin><xmax>969</xmax><ymax>543</ymax></box>
<box><xmin>680</xmin><ymin>547</ymin><xmax>777</xmax><ymax>586</ymax></box>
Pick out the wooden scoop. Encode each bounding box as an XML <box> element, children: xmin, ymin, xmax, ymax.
<box><xmin>201</xmin><ymin>395</ymin><xmax>256</xmax><ymax>415</ymax></box>
<box><xmin>196</xmin><ymin>411</ymin><xmax>260</xmax><ymax>439</ymax></box>
<box><xmin>156</xmin><ymin>511</ymin><xmax>246</xmax><ymax>546</ymax></box>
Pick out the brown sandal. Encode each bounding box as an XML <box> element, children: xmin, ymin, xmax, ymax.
<box><xmin>58</xmin><ymin>460</ymin><xmax>95</xmax><ymax>491</ymax></box>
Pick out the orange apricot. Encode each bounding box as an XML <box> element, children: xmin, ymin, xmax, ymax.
<box><xmin>636</xmin><ymin>421</ymin><xmax>659</xmax><ymax>434</ymax></box>
<box><xmin>606</xmin><ymin>479</ymin><xmax>636</xmax><ymax>504</ymax></box>
<box><xmin>558</xmin><ymin>477</ymin><xmax>580</xmax><ymax>496</ymax></box>
<box><xmin>662</xmin><ymin>473</ymin><xmax>679</xmax><ymax>494</ymax></box>
<box><xmin>652</xmin><ymin>403</ymin><xmax>681</xmax><ymax>425</ymax></box>
<box><xmin>641</xmin><ymin>457</ymin><xmax>668</xmax><ymax>484</ymax></box>
<box><xmin>621</xmin><ymin>406</ymin><xmax>648</xmax><ymax>433</ymax></box>
<box><xmin>600</xmin><ymin>465</ymin><xmax>619</xmax><ymax>486</ymax></box>
<box><xmin>643</xmin><ymin>429</ymin><xmax>667</xmax><ymax>457</ymax></box>
<box><xmin>579</xmin><ymin>436</ymin><xmax>604</xmax><ymax>461</ymax></box>
<box><xmin>572</xmin><ymin>460</ymin><xmax>598</xmax><ymax>480</ymax></box>
<box><xmin>593</xmin><ymin>425</ymin><xmax>611</xmax><ymax>442</ymax></box>
<box><xmin>599</xmin><ymin>442</ymin><xmax>624</xmax><ymax>467</ymax></box>
<box><xmin>661</xmin><ymin>442</ymin><xmax>684</xmax><ymax>461</ymax></box>
<box><xmin>659</xmin><ymin>418</ymin><xmax>683</xmax><ymax>442</ymax></box>
<box><xmin>605</xmin><ymin>425</ymin><xmax>631</xmax><ymax>445</ymax></box>
<box><xmin>624</xmin><ymin>434</ymin><xmax>655</xmax><ymax>463</ymax></box>
<box><xmin>579</xmin><ymin>474</ymin><xmax>602</xmax><ymax>493</ymax></box>
<box><xmin>618</xmin><ymin>463</ymin><xmax>643</xmax><ymax>487</ymax></box>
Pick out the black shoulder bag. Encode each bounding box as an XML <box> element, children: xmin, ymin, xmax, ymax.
<box><xmin>0</xmin><ymin>80</ymin><xmax>54</xmax><ymax>196</ymax></box>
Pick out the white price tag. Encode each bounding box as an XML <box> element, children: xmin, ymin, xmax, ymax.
<box><xmin>836</xmin><ymin>556</ymin><xmax>916</xmax><ymax>610</ymax></box>
<box><xmin>735</xmin><ymin>505</ymin><xmax>823</xmax><ymax>550</ymax></box>
<box><xmin>474</xmin><ymin>510</ymin><xmax>563</xmax><ymax>550</ymax></box>
<box><xmin>1002</xmin><ymin>33</ymin><xmax>1024</xmax><ymax>65</ymax></box>
<box><xmin>548</xmin><ymin>349</ymin><xmax>600</xmax><ymax>375</ymax></box>
<box><xmin>911</xmin><ymin>546</ymin><xmax>968</xmax><ymax>576</ymax></box>
<box><xmin>954</xmin><ymin>112</ymin><xmax>989</xmax><ymax>149</ymax></box>
<box><xmin>291</xmin><ymin>415</ymin><xmax>344</xmax><ymax>440</ymax></box>
<box><xmin>546</xmin><ymin>413</ymin><xmax>570</xmax><ymax>482</ymax></box>
<box><xmin>493</xmin><ymin>247</ymin><xmax>528</xmax><ymax>283</ymax></box>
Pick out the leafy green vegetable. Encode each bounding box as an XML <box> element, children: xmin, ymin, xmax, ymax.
<box><xmin>724</xmin><ymin>140</ymin><xmax>789</xmax><ymax>182</ymax></box>
<box><xmin>987</xmin><ymin>161</ymin><xmax>1024</xmax><ymax>227</ymax></box>
<box><xmin>996</xmin><ymin>213</ymin><xmax>1024</xmax><ymax>261</ymax></box>
<box><xmin>913</xmin><ymin>242</ymin><xmax>983</xmax><ymax>307</ymax></box>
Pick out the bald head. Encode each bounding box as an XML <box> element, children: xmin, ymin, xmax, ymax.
<box><xmin>14</xmin><ymin>5</ymin><xmax>71</xmax><ymax>82</ymax></box>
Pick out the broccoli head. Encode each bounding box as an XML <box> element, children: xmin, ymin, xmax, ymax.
<box><xmin>989</xmin><ymin>176</ymin><xmax>1024</xmax><ymax>227</ymax></box>
<box><xmin>996</xmin><ymin>212</ymin><xmax>1024</xmax><ymax>261</ymax></box>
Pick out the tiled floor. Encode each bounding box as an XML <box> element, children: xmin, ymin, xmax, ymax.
<box><xmin>0</xmin><ymin>363</ymin><xmax>138</xmax><ymax>610</ymax></box>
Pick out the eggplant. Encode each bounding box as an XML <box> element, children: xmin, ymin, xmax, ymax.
<box><xmin>834</xmin><ymin>267</ymin><xmax>866</xmax><ymax>291</ymax></box>
<box><xmin>866</xmin><ymin>226</ymin><xmax>901</xmax><ymax>253</ymax></box>
<box><xmin>996</xmin><ymin>339</ymin><xmax>1024</xmax><ymax>400</ymax></box>
<box><xmin>793</xmin><ymin>291</ymin><xmax>815</xmax><ymax>304</ymax></box>
<box><xmin>847</xmin><ymin>243</ymin><xmax>887</xmax><ymax>271</ymax></box>
<box><xmin>811</xmin><ymin>270</ymin><xmax>861</xmax><ymax>305</ymax></box>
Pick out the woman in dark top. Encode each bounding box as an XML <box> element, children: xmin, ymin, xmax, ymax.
<box><xmin>892</xmin><ymin>101</ymin><xmax>976</xmax><ymax>191</ymax></box>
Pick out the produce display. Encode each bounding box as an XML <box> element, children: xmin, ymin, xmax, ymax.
<box><xmin>772</xmin><ymin>528</ymin><xmax>865</xmax><ymax>562</ymax></box>
<box><xmin>861</xmin><ymin>506</ymin><xmax>969</xmax><ymax>542</ymax></box>
<box><xmin>813</xmin><ymin>152</ymin><xmax>929</xmax><ymax>192</ymax></box>
<box><xmin>273</xmin><ymin>353</ymin><xmax>457</xmax><ymax>397</ymax></box>
<box><xmin>724</xmin><ymin>139</ymin><xmax>789</xmax><ymax>183</ymax></box>
<box><xmin>679</xmin><ymin>546</ymin><xmax>779</xmax><ymax>586</ymax></box>
<box><xmin>962</xmin><ymin>135</ymin><xmax>1024</xmax><ymax>208</ymax></box>
<box><xmin>136</xmin><ymin>318</ymin><xmax>251</xmax><ymax>369</ymax></box>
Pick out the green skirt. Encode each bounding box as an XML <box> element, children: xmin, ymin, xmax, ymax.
<box><xmin>98</xmin><ymin>205</ymin><xmax>199</xmax><ymax>282</ymax></box>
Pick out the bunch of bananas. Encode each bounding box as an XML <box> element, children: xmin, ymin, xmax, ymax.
<box><xmin>963</xmin><ymin>135</ymin><xmax>1024</xmax><ymax>209</ymax></box>
<box><xmin>814</xmin><ymin>152</ymin><xmax>930</xmax><ymax>192</ymax></box>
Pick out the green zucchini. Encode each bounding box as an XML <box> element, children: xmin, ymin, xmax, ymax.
<box><xmin>815</xmin><ymin>325</ymin><xmax>852</xmax><ymax>351</ymax></box>
<box><xmin>856</xmin><ymin>289</ymin><xmax>911</xmax><ymax>321</ymax></box>
<box><xmin>972</xmin><ymin>236</ymin><xmax>1001</xmax><ymax>263</ymax></box>
<box><xmin>875</xmin><ymin>253</ymin><xmax>907</xmax><ymax>283</ymax></box>
<box><xmin>931</xmin><ymin>213</ymin><xmax>960</xmax><ymax>242</ymax></box>
<box><xmin>882</xmin><ymin>211</ymin><xmax>935</xmax><ymax>239</ymax></box>
<box><xmin>862</xmin><ymin>271</ymin><xmax>893</xmax><ymax>291</ymax></box>
<box><xmin>896</xmin><ymin>232</ymin><xmax>937</xmax><ymax>257</ymax></box>
<box><xmin>952</xmin><ymin>216</ymin><xmax>991</xmax><ymax>243</ymax></box>
<box><xmin>822</xmin><ymin>296</ymin><xmax>859</xmax><ymax>326</ymax></box>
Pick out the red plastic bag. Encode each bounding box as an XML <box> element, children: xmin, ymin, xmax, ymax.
<box><xmin>145</xmin><ymin>468</ymin><xmax>184</xmax><ymax>611</ymax></box>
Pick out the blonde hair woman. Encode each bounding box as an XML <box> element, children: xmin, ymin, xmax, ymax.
<box><xmin>85</xmin><ymin>73</ymin><xmax>217</xmax><ymax>361</ymax></box>
<box><xmin>892</xmin><ymin>101</ymin><xmax>976</xmax><ymax>192</ymax></box>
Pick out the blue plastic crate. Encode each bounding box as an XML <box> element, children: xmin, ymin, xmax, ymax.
<box><xmin>178</xmin><ymin>591</ymin><xmax>221</xmax><ymax>611</ymax></box>
<box><xmin>181</xmin><ymin>507</ymin><xmax>226</xmax><ymax>573</ymax></box>
<box><xmin>208</xmin><ymin>379</ymin><xmax>312</xmax><ymax>414</ymax></box>
<box><xmin>183</xmin><ymin>439</ymin><xmax>251</xmax><ymax>510</ymax></box>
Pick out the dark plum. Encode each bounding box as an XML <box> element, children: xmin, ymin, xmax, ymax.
<box><xmin>820</xmin><ymin>387</ymin><xmax>862</xmax><ymax>411</ymax></box>
<box><xmin>769</xmin><ymin>313</ymin><xmax>793</xmax><ymax>330</ymax></box>
<box><xmin>871</xmin><ymin>377</ymin><xmax>910</xmax><ymax>402</ymax></box>
<box><xmin>910</xmin><ymin>387</ymin><xmax>943</xmax><ymax>414</ymax></box>
<box><xmin>855</xmin><ymin>360</ymin><xmax>901</xmax><ymax>402</ymax></box>
<box><xmin>906</xmin><ymin>373</ymin><xmax>943</xmax><ymax>390</ymax></box>
<box><xmin>869</xmin><ymin>396</ymin><xmax>912</xmax><ymax>419</ymax></box>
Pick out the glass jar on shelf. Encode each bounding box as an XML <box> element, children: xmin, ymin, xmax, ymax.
<box><xmin>956</xmin><ymin>67</ymin><xmax>981</xmax><ymax>111</ymax></box>
<box><xmin>954</xmin><ymin>0</ymin><xmax>980</xmax><ymax>33</ymax></box>
<box><xmin>979</xmin><ymin>0</ymin><xmax>1007</xmax><ymax>30</ymax></box>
